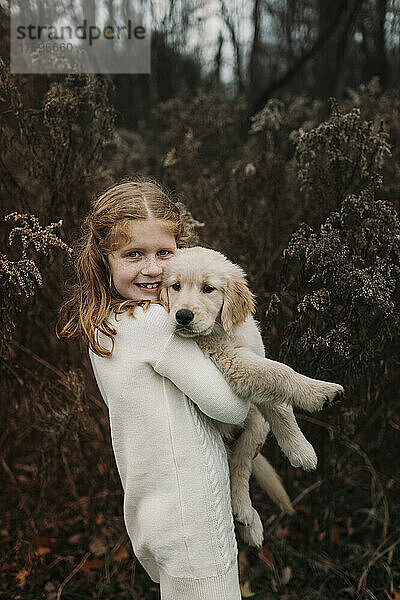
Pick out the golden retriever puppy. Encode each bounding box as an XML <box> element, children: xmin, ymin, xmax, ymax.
<box><xmin>159</xmin><ymin>246</ymin><xmax>344</xmax><ymax>547</ymax></box>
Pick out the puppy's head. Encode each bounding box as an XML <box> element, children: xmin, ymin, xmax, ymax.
<box><xmin>159</xmin><ymin>247</ymin><xmax>255</xmax><ymax>337</ymax></box>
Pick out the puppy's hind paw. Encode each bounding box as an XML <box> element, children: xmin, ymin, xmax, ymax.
<box><xmin>232</xmin><ymin>503</ymin><xmax>255</xmax><ymax>528</ymax></box>
<box><xmin>279</xmin><ymin>437</ymin><xmax>317</xmax><ymax>470</ymax></box>
<box><xmin>287</xmin><ymin>444</ymin><xmax>318</xmax><ymax>470</ymax></box>
<box><xmin>236</xmin><ymin>508</ymin><xmax>264</xmax><ymax>548</ymax></box>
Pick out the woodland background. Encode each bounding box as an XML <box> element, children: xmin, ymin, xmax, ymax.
<box><xmin>1</xmin><ymin>1</ymin><xmax>400</xmax><ymax>599</ymax></box>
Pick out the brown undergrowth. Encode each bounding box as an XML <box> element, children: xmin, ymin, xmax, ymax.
<box><xmin>1</xmin><ymin>62</ymin><xmax>399</xmax><ymax>599</ymax></box>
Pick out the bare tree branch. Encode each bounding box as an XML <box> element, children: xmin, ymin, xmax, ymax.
<box><xmin>219</xmin><ymin>0</ymin><xmax>244</xmax><ymax>93</ymax></box>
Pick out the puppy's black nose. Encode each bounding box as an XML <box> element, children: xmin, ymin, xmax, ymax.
<box><xmin>175</xmin><ymin>309</ymin><xmax>194</xmax><ymax>326</ymax></box>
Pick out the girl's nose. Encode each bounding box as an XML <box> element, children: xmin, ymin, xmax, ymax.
<box><xmin>141</xmin><ymin>256</ymin><xmax>163</xmax><ymax>277</ymax></box>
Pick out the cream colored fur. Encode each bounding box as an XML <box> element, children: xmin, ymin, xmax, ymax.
<box><xmin>160</xmin><ymin>246</ymin><xmax>344</xmax><ymax>547</ymax></box>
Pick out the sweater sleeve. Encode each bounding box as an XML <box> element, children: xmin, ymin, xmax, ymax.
<box><xmin>88</xmin><ymin>348</ymin><xmax>109</xmax><ymax>408</ymax></box>
<box><xmin>144</xmin><ymin>305</ymin><xmax>250</xmax><ymax>425</ymax></box>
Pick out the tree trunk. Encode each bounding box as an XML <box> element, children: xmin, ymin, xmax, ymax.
<box><xmin>247</xmin><ymin>0</ymin><xmax>262</xmax><ymax>108</ymax></box>
<box><xmin>374</xmin><ymin>0</ymin><xmax>388</xmax><ymax>86</ymax></box>
<box><xmin>214</xmin><ymin>31</ymin><xmax>224</xmax><ymax>86</ymax></box>
<box><xmin>81</xmin><ymin>0</ymin><xmax>96</xmax><ymax>26</ymax></box>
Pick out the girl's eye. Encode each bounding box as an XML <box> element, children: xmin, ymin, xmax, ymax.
<box><xmin>127</xmin><ymin>250</ymin><xmax>172</xmax><ymax>258</ymax></box>
<box><xmin>203</xmin><ymin>284</ymin><xmax>215</xmax><ymax>293</ymax></box>
<box><xmin>172</xmin><ymin>282</ymin><xmax>181</xmax><ymax>291</ymax></box>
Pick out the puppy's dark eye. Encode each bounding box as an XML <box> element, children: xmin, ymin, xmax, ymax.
<box><xmin>172</xmin><ymin>282</ymin><xmax>181</xmax><ymax>291</ymax></box>
<box><xmin>202</xmin><ymin>284</ymin><xmax>215</xmax><ymax>293</ymax></box>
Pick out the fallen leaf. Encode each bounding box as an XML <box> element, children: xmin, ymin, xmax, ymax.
<box><xmin>45</xmin><ymin>582</ymin><xmax>56</xmax><ymax>591</ymax></box>
<box><xmin>273</xmin><ymin>525</ymin><xmax>290</xmax><ymax>539</ymax></box>
<box><xmin>266</xmin><ymin>514</ymin><xmax>278</xmax><ymax>524</ymax></box>
<box><xmin>16</xmin><ymin>475</ymin><xmax>29</xmax><ymax>483</ymax></box>
<box><xmin>344</xmin><ymin>477</ymin><xmax>356</xmax><ymax>486</ymax></box>
<box><xmin>37</xmin><ymin>547</ymin><xmax>51</xmax><ymax>556</ymax></box>
<box><xmin>68</xmin><ymin>533</ymin><xmax>83</xmax><ymax>544</ymax></box>
<box><xmin>64</xmin><ymin>516</ymin><xmax>83</xmax><ymax>526</ymax></box>
<box><xmin>15</xmin><ymin>568</ymin><xmax>30</xmax><ymax>586</ymax></box>
<box><xmin>346</xmin><ymin>517</ymin><xmax>354</xmax><ymax>535</ymax></box>
<box><xmin>281</xmin><ymin>566</ymin><xmax>292</xmax><ymax>584</ymax></box>
<box><xmin>240</xmin><ymin>579</ymin><xmax>256</xmax><ymax>598</ymax></box>
<box><xmin>89</xmin><ymin>537</ymin><xmax>107</xmax><ymax>557</ymax></box>
<box><xmin>14</xmin><ymin>463</ymin><xmax>36</xmax><ymax>472</ymax></box>
<box><xmin>274</xmin><ymin>525</ymin><xmax>303</xmax><ymax>541</ymax></box>
<box><xmin>330</xmin><ymin>526</ymin><xmax>342</xmax><ymax>548</ymax></box>
<box><xmin>100</xmin><ymin>526</ymin><xmax>112</xmax><ymax>538</ymax></box>
<box><xmin>0</xmin><ymin>562</ymin><xmax>16</xmax><ymax>571</ymax></box>
<box><xmin>43</xmin><ymin>521</ymin><xmax>56</xmax><ymax>528</ymax></box>
<box><xmin>295</xmin><ymin>504</ymin><xmax>311</xmax><ymax>515</ymax></box>
<box><xmin>112</xmin><ymin>544</ymin><xmax>129</xmax><ymax>562</ymax></box>
<box><xmin>36</xmin><ymin>536</ymin><xmax>57</xmax><ymax>547</ymax></box>
<box><xmin>81</xmin><ymin>558</ymin><xmax>103</xmax><ymax>572</ymax></box>
<box><xmin>44</xmin><ymin>581</ymin><xmax>57</xmax><ymax>600</ymax></box>
<box><xmin>78</xmin><ymin>496</ymin><xmax>89</xmax><ymax>510</ymax></box>
<box><xmin>258</xmin><ymin>545</ymin><xmax>275</xmax><ymax>570</ymax></box>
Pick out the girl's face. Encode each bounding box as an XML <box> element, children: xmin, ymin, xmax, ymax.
<box><xmin>107</xmin><ymin>219</ymin><xmax>177</xmax><ymax>301</ymax></box>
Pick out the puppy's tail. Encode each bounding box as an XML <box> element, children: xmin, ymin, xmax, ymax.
<box><xmin>252</xmin><ymin>453</ymin><xmax>295</xmax><ymax>515</ymax></box>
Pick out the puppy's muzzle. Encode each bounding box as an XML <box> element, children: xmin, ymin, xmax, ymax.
<box><xmin>175</xmin><ymin>309</ymin><xmax>195</xmax><ymax>326</ymax></box>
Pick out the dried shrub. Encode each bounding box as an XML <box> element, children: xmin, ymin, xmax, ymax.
<box><xmin>294</xmin><ymin>99</ymin><xmax>391</xmax><ymax>219</ymax></box>
<box><xmin>0</xmin><ymin>57</ymin><xmax>116</xmax><ymax>221</ymax></box>
<box><xmin>278</xmin><ymin>180</ymin><xmax>400</xmax><ymax>387</ymax></box>
<box><xmin>0</xmin><ymin>212</ymin><xmax>72</xmax><ymax>359</ymax></box>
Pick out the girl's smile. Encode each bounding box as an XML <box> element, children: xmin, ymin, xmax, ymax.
<box><xmin>107</xmin><ymin>220</ymin><xmax>177</xmax><ymax>301</ymax></box>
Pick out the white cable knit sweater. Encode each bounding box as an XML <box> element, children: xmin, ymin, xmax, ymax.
<box><xmin>88</xmin><ymin>303</ymin><xmax>250</xmax><ymax>600</ymax></box>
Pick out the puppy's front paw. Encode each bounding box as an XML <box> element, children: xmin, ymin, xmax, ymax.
<box><xmin>295</xmin><ymin>378</ymin><xmax>344</xmax><ymax>413</ymax></box>
<box><xmin>322</xmin><ymin>383</ymin><xmax>344</xmax><ymax>407</ymax></box>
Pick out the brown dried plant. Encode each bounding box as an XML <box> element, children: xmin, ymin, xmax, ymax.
<box><xmin>0</xmin><ymin>57</ymin><xmax>115</xmax><ymax>220</ymax></box>
<box><xmin>277</xmin><ymin>179</ymin><xmax>400</xmax><ymax>383</ymax></box>
<box><xmin>0</xmin><ymin>213</ymin><xmax>72</xmax><ymax>363</ymax></box>
<box><xmin>294</xmin><ymin>98</ymin><xmax>391</xmax><ymax>218</ymax></box>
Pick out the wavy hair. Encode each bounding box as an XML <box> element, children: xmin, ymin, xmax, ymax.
<box><xmin>57</xmin><ymin>179</ymin><xmax>190</xmax><ymax>357</ymax></box>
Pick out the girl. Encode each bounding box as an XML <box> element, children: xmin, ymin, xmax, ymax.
<box><xmin>58</xmin><ymin>179</ymin><xmax>250</xmax><ymax>600</ymax></box>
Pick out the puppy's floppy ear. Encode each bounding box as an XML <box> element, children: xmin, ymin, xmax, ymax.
<box><xmin>158</xmin><ymin>286</ymin><xmax>170</xmax><ymax>312</ymax></box>
<box><xmin>220</xmin><ymin>276</ymin><xmax>256</xmax><ymax>335</ymax></box>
